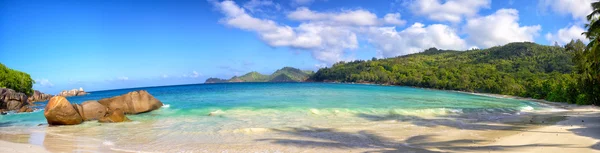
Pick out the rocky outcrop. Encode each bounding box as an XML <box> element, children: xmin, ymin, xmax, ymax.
<box><xmin>98</xmin><ymin>109</ymin><xmax>130</xmax><ymax>123</ymax></box>
<box><xmin>42</xmin><ymin>90</ymin><xmax>162</xmax><ymax>125</ymax></box>
<box><xmin>98</xmin><ymin>90</ymin><xmax>163</xmax><ymax>114</ymax></box>
<box><xmin>0</xmin><ymin>88</ymin><xmax>30</xmax><ymax>112</ymax></box>
<box><xmin>17</xmin><ymin>106</ymin><xmax>33</xmax><ymax>113</ymax></box>
<box><xmin>77</xmin><ymin>101</ymin><xmax>108</xmax><ymax>121</ymax></box>
<box><xmin>28</xmin><ymin>90</ymin><xmax>53</xmax><ymax>103</ymax></box>
<box><xmin>43</xmin><ymin>96</ymin><xmax>83</xmax><ymax>125</ymax></box>
<box><xmin>57</xmin><ymin>88</ymin><xmax>87</xmax><ymax>97</ymax></box>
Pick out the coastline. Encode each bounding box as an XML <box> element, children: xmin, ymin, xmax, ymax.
<box><xmin>1</xmin><ymin>82</ymin><xmax>600</xmax><ymax>152</ymax></box>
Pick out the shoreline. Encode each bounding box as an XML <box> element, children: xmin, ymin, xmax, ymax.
<box><xmin>2</xmin><ymin>82</ymin><xmax>600</xmax><ymax>152</ymax></box>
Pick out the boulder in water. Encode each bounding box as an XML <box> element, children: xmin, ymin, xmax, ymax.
<box><xmin>17</xmin><ymin>106</ymin><xmax>33</xmax><ymax>113</ymax></box>
<box><xmin>43</xmin><ymin>96</ymin><xmax>83</xmax><ymax>125</ymax></box>
<box><xmin>78</xmin><ymin>100</ymin><xmax>108</xmax><ymax>121</ymax></box>
<box><xmin>98</xmin><ymin>109</ymin><xmax>130</xmax><ymax>123</ymax></box>
<box><xmin>98</xmin><ymin>90</ymin><xmax>163</xmax><ymax>114</ymax></box>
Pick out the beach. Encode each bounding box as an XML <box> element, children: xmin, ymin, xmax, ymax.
<box><xmin>1</xmin><ymin>102</ymin><xmax>599</xmax><ymax>152</ymax></box>
<box><xmin>1</xmin><ymin>83</ymin><xmax>599</xmax><ymax>152</ymax></box>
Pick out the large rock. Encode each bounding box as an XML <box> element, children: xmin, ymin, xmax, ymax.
<box><xmin>28</xmin><ymin>90</ymin><xmax>53</xmax><ymax>103</ymax></box>
<box><xmin>44</xmin><ymin>96</ymin><xmax>83</xmax><ymax>125</ymax></box>
<box><xmin>17</xmin><ymin>106</ymin><xmax>33</xmax><ymax>113</ymax></box>
<box><xmin>77</xmin><ymin>100</ymin><xmax>108</xmax><ymax>121</ymax></box>
<box><xmin>0</xmin><ymin>88</ymin><xmax>29</xmax><ymax>110</ymax></box>
<box><xmin>98</xmin><ymin>109</ymin><xmax>130</xmax><ymax>123</ymax></box>
<box><xmin>57</xmin><ymin>88</ymin><xmax>87</xmax><ymax>97</ymax></box>
<box><xmin>98</xmin><ymin>90</ymin><xmax>163</xmax><ymax>114</ymax></box>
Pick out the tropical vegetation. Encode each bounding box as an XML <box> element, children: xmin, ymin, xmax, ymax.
<box><xmin>0</xmin><ymin>63</ymin><xmax>35</xmax><ymax>95</ymax></box>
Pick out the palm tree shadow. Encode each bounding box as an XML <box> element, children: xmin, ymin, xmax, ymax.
<box><xmin>565</xmin><ymin>112</ymin><xmax>600</xmax><ymax>150</ymax></box>
<box><xmin>257</xmin><ymin>126</ymin><xmax>571</xmax><ymax>153</ymax></box>
<box><xmin>357</xmin><ymin>112</ymin><xmax>569</xmax><ymax>134</ymax></box>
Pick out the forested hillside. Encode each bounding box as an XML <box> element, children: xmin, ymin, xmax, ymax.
<box><xmin>311</xmin><ymin>41</ymin><xmax>590</xmax><ymax>104</ymax></box>
<box><xmin>205</xmin><ymin>67</ymin><xmax>313</xmax><ymax>83</ymax></box>
<box><xmin>0</xmin><ymin>63</ymin><xmax>34</xmax><ymax>95</ymax></box>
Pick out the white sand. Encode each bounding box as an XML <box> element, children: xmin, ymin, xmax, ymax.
<box><xmin>0</xmin><ymin>140</ymin><xmax>49</xmax><ymax>153</ymax></box>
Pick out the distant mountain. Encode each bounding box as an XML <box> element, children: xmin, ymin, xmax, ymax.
<box><xmin>205</xmin><ymin>78</ymin><xmax>229</xmax><ymax>83</ymax></box>
<box><xmin>205</xmin><ymin>67</ymin><xmax>313</xmax><ymax>83</ymax></box>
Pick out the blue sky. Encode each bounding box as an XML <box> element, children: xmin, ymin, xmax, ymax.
<box><xmin>0</xmin><ymin>0</ymin><xmax>593</xmax><ymax>94</ymax></box>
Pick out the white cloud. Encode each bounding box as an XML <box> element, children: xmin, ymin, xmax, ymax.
<box><xmin>464</xmin><ymin>9</ymin><xmax>541</xmax><ymax>48</ymax></box>
<box><xmin>288</xmin><ymin>8</ymin><xmax>407</xmax><ymax>26</ymax></box>
<box><xmin>162</xmin><ymin>74</ymin><xmax>169</xmax><ymax>78</ymax></box>
<box><xmin>213</xmin><ymin>1</ymin><xmax>360</xmax><ymax>63</ymax></box>
<box><xmin>213</xmin><ymin>1</ymin><xmax>413</xmax><ymax>64</ymax></box>
<box><xmin>408</xmin><ymin>0</ymin><xmax>491</xmax><ymax>23</ymax></box>
<box><xmin>288</xmin><ymin>7</ymin><xmax>380</xmax><ymax>26</ymax></box>
<box><xmin>35</xmin><ymin>79</ymin><xmax>54</xmax><ymax>87</ymax></box>
<box><xmin>182</xmin><ymin>71</ymin><xmax>201</xmax><ymax>78</ymax></box>
<box><xmin>243</xmin><ymin>0</ymin><xmax>280</xmax><ymax>13</ymax></box>
<box><xmin>545</xmin><ymin>25</ymin><xmax>589</xmax><ymax>45</ymax></box>
<box><xmin>538</xmin><ymin>0</ymin><xmax>593</xmax><ymax>21</ymax></box>
<box><xmin>117</xmin><ymin>76</ymin><xmax>129</xmax><ymax>81</ymax></box>
<box><xmin>365</xmin><ymin>23</ymin><xmax>467</xmax><ymax>57</ymax></box>
<box><xmin>383</xmin><ymin>13</ymin><xmax>406</xmax><ymax>26</ymax></box>
<box><xmin>192</xmin><ymin>71</ymin><xmax>200</xmax><ymax>78</ymax></box>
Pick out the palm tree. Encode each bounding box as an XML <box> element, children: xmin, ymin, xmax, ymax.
<box><xmin>583</xmin><ymin>1</ymin><xmax>600</xmax><ymax>104</ymax></box>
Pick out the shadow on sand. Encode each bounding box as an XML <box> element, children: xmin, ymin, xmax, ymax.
<box><xmin>564</xmin><ymin>112</ymin><xmax>600</xmax><ymax>150</ymax></box>
<box><xmin>258</xmin><ymin>127</ymin><xmax>570</xmax><ymax>153</ymax></box>
<box><xmin>257</xmin><ymin>112</ymin><xmax>582</xmax><ymax>152</ymax></box>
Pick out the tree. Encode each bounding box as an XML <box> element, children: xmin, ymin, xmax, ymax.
<box><xmin>580</xmin><ymin>1</ymin><xmax>600</xmax><ymax>105</ymax></box>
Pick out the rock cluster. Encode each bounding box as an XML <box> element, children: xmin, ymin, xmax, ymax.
<box><xmin>28</xmin><ymin>90</ymin><xmax>53</xmax><ymax>103</ymax></box>
<box><xmin>43</xmin><ymin>90</ymin><xmax>163</xmax><ymax>125</ymax></box>
<box><xmin>0</xmin><ymin>88</ymin><xmax>34</xmax><ymax>114</ymax></box>
<box><xmin>57</xmin><ymin>88</ymin><xmax>88</xmax><ymax>97</ymax></box>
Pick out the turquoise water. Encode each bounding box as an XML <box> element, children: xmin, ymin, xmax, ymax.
<box><xmin>1</xmin><ymin>83</ymin><xmax>548</xmax><ymax>126</ymax></box>
<box><xmin>0</xmin><ymin>83</ymin><xmax>557</xmax><ymax>151</ymax></box>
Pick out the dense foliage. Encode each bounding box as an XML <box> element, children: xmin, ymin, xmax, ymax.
<box><xmin>580</xmin><ymin>1</ymin><xmax>600</xmax><ymax>105</ymax></box>
<box><xmin>0</xmin><ymin>63</ymin><xmax>34</xmax><ymax>95</ymax></box>
<box><xmin>310</xmin><ymin>42</ymin><xmax>592</xmax><ymax>104</ymax></box>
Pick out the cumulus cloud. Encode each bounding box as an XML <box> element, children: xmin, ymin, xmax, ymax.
<box><xmin>212</xmin><ymin>1</ymin><xmax>541</xmax><ymax>65</ymax></box>
<box><xmin>408</xmin><ymin>0</ymin><xmax>491</xmax><ymax>23</ymax></box>
<box><xmin>287</xmin><ymin>7</ymin><xmax>380</xmax><ymax>26</ymax></box>
<box><xmin>464</xmin><ymin>9</ymin><xmax>541</xmax><ymax>48</ymax></box>
<box><xmin>538</xmin><ymin>0</ymin><xmax>593</xmax><ymax>21</ymax></box>
<box><xmin>546</xmin><ymin>25</ymin><xmax>589</xmax><ymax>45</ymax></box>
<box><xmin>35</xmin><ymin>79</ymin><xmax>54</xmax><ymax>87</ymax></box>
<box><xmin>213</xmin><ymin>1</ymin><xmax>412</xmax><ymax>63</ymax></box>
<box><xmin>213</xmin><ymin>1</ymin><xmax>361</xmax><ymax>63</ymax></box>
<box><xmin>365</xmin><ymin>23</ymin><xmax>467</xmax><ymax>57</ymax></box>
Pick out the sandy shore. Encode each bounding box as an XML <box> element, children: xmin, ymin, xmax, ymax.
<box><xmin>1</xmin><ymin>102</ymin><xmax>600</xmax><ymax>152</ymax></box>
<box><xmin>0</xmin><ymin>140</ymin><xmax>49</xmax><ymax>153</ymax></box>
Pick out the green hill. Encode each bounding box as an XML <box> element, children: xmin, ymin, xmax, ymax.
<box><xmin>205</xmin><ymin>67</ymin><xmax>313</xmax><ymax>83</ymax></box>
<box><xmin>310</xmin><ymin>42</ymin><xmax>582</xmax><ymax>103</ymax></box>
